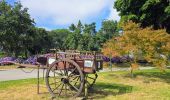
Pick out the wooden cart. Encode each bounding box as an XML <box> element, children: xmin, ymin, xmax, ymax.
<box><xmin>13</xmin><ymin>50</ymin><xmax>103</xmax><ymax>99</ymax></box>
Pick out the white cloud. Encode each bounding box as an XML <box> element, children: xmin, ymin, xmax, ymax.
<box><xmin>107</xmin><ymin>5</ymin><xmax>120</xmax><ymax>21</ymax></box>
<box><xmin>20</xmin><ymin>0</ymin><xmax>120</xmax><ymax>26</ymax></box>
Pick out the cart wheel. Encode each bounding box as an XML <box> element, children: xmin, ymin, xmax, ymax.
<box><xmin>45</xmin><ymin>59</ymin><xmax>84</xmax><ymax>99</ymax></box>
<box><xmin>85</xmin><ymin>73</ymin><xmax>98</xmax><ymax>89</ymax></box>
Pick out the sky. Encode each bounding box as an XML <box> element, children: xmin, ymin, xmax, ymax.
<box><xmin>6</xmin><ymin>0</ymin><xmax>120</xmax><ymax>31</ymax></box>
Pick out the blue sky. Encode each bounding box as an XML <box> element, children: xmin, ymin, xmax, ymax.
<box><xmin>6</xmin><ymin>0</ymin><xmax>120</xmax><ymax>31</ymax></box>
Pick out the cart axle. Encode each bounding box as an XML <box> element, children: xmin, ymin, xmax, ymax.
<box><xmin>61</xmin><ymin>78</ymin><xmax>69</xmax><ymax>84</ymax></box>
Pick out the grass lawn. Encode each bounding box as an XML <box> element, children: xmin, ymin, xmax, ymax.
<box><xmin>0</xmin><ymin>68</ymin><xmax>170</xmax><ymax>100</ymax></box>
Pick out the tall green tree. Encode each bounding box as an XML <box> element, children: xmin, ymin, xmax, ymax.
<box><xmin>0</xmin><ymin>1</ymin><xmax>35</xmax><ymax>57</ymax></box>
<box><xmin>69</xmin><ymin>24</ymin><xmax>76</xmax><ymax>32</ymax></box>
<box><xmin>76</xmin><ymin>20</ymin><xmax>83</xmax><ymax>34</ymax></box>
<box><xmin>49</xmin><ymin>29</ymin><xmax>70</xmax><ymax>50</ymax></box>
<box><xmin>114</xmin><ymin>0</ymin><xmax>170</xmax><ymax>33</ymax></box>
<box><xmin>66</xmin><ymin>21</ymin><xmax>100</xmax><ymax>51</ymax></box>
<box><xmin>83</xmin><ymin>22</ymin><xmax>96</xmax><ymax>35</ymax></box>
<box><xmin>0</xmin><ymin>0</ymin><xmax>12</xmax><ymax>55</ymax></box>
<box><xmin>64</xmin><ymin>32</ymin><xmax>81</xmax><ymax>50</ymax></box>
<box><xmin>94</xmin><ymin>20</ymin><xmax>119</xmax><ymax>49</ymax></box>
<box><xmin>28</xmin><ymin>28</ymin><xmax>53</xmax><ymax>55</ymax></box>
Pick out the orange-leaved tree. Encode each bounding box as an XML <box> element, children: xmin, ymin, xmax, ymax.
<box><xmin>102</xmin><ymin>21</ymin><xmax>170</xmax><ymax>76</ymax></box>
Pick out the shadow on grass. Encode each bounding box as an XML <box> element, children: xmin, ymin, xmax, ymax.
<box><xmin>122</xmin><ymin>69</ymin><xmax>170</xmax><ymax>83</ymax></box>
<box><xmin>133</xmin><ymin>70</ymin><xmax>170</xmax><ymax>83</ymax></box>
<box><xmin>88</xmin><ymin>82</ymin><xmax>132</xmax><ymax>99</ymax></box>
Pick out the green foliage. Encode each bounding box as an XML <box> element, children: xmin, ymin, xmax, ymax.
<box><xmin>114</xmin><ymin>0</ymin><xmax>170</xmax><ymax>33</ymax></box>
<box><xmin>0</xmin><ymin>51</ymin><xmax>5</xmax><ymax>57</ymax></box>
<box><xmin>103</xmin><ymin>21</ymin><xmax>170</xmax><ymax>70</ymax></box>
<box><xmin>100</xmin><ymin>20</ymin><xmax>119</xmax><ymax>39</ymax></box>
<box><xmin>64</xmin><ymin>20</ymin><xmax>119</xmax><ymax>51</ymax></box>
<box><xmin>0</xmin><ymin>1</ymin><xmax>35</xmax><ymax>57</ymax></box>
<box><xmin>64</xmin><ymin>21</ymin><xmax>102</xmax><ymax>51</ymax></box>
<box><xmin>0</xmin><ymin>1</ymin><xmax>54</xmax><ymax>57</ymax></box>
<box><xmin>0</xmin><ymin>1</ymin><xmax>119</xmax><ymax>56</ymax></box>
<box><xmin>69</xmin><ymin>24</ymin><xmax>76</xmax><ymax>32</ymax></box>
<box><xmin>28</xmin><ymin>28</ymin><xmax>53</xmax><ymax>55</ymax></box>
<box><xmin>64</xmin><ymin>32</ymin><xmax>81</xmax><ymax>50</ymax></box>
<box><xmin>83</xmin><ymin>22</ymin><xmax>96</xmax><ymax>35</ymax></box>
<box><xmin>49</xmin><ymin>29</ymin><xmax>70</xmax><ymax>50</ymax></box>
<box><xmin>165</xmin><ymin>6</ymin><xmax>170</xmax><ymax>14</ymax></box>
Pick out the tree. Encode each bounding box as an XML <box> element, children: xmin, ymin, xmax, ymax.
<box><xmin>87</xmin><ymin>36</ymin><xmax>100</xmax><ymax>51</ymax></box>
<box><xmin>76</xmin><ymin>20</ymin><xmax>83</xmax><ymax>34</ymax></box>
<box><xmin>114</xmin><ymin>0</ymin><xmax>170</xmax><ymax>33</ymax></box>
<box><xmin>0</xmin><ymin>0</ymin><xmax>12</xmax><ymax>55</ymax></box>
<box><xmin>49</xmin><ymin>29</ymin><xmax>70</xmax><ymax>50</ymax></box>
<box><xmin>83</xmin><ymin>22</ymin><xmax>96</xmax><ymax>36</ymax></box>
<box><xmin>28</xmin><ymin>28</ymin><xmax>53</xmax><ymax>55</ymax></box>
<box><xmin>99</xmin><ymin>20</ymin><xmax>119</xmax><ymax>41</ymax></box>
<box><xmin>77</xmin><ymin>33</ymin><xmax>91</xmax><ymax>51</ymax></box>
<box><xmin>64</xmin><ymin>32</ymin><xmax>81</xmax><ymax>50</ymax></box>
<box><xmin>0</xmin><ymin>1</ymin><xmax>35</xmax><ymax>57</ymax></box>
<box><xmin>102</xmin><ymin>21</ymin><xmax>170</xmax><ymax>75</ymax></box>
<box><xmin>69</xmin><ymin>24</ymin><xmax>76</xmax><ymax>32</ymax></box>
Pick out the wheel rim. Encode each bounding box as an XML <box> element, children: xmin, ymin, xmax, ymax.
<box><xmin>45</xmin><ymin>59</ymin><xmax>84</xmax><ymax>98</ymax></box>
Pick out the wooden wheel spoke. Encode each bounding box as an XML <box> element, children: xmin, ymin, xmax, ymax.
<box><xmin>68</xmin><ymin>74</ymin><xmax>78</xmax><ymax>80</ymax></box>
<box><xmin>51</xmin><ymin>70</ymin><xmax>63</xmax><ymax>76</ymax></box>
<box><xmin>52</xmin><ymin>83</ymin><xmax>62</xmax><ymax>92</ymax></box>
<box><xmin>70</xmin><ymin>79</ymin><xmax>79</xmax><ymax>83</ymax></box>
<box><xmin>46</xmin><ymin>59</ymin><xmax>84</xmax><ymax>98</ymax></box>
<box><xmin>69</xmin><ymin>75</ymin><xmax>81</xmax><ymax>86</ymax></box>
<box><xmin>49</xmin><ymin>82</ymin><xmax>59</xmax><ymax>85</ymax></box>
<box><xmin>63</xmin><ymin>61</ymin><xmax>67</xmax><ymax>76</ymax></box>
<box><xmin>58</xmin><ymin>84</ymin><xmax>64</xmax><ymax>96</ymax></box>
<box><xmin>64</xmin><ymin>68</ymin><xmax>69</xmax><ymax>76</ymax></box>
<box><xmin>68</xmin><ymin>75</ymin><xmax>80</xmax><ymax>81</ymax></box>
<box><xmin>50</xmin><ymin>81</ymin><xmax>60</xmax><ymax>85</ymax></box>
<box><xmin>70</xmin><ymin>76</ymin><xmax>79</xmax><ymax>81</ymax></box>
<box><xmin>74</xmin><ymin>77</ymin><xmax>80</xmax><ymax>86</ymax></box>
<box><xmin>69</xmin><ymin>75</ymin><xmax>80</xmax><ymax>79</ymax></box>
<box><xmin>68</xmin><ymin>83</ymin><xmax>79</xmax><ymax>92</ymax></box>
<box><xmin>59</xmin><ymin>69</ymin><xmax>64</xmax><ymax>76</ymax></box>
<box><xmin>68</xmin><ymin>85</ymin><xmax>74</xmax><ymax>96</ymax></box>
<box><xmin>68</xmin><ymin>67</ymin><xmax>77</xmax><ymax>77</ymax></box>
<box><xmin>65</xmin><ymin>84</ymin><xmax>67</xmax><ymax>96</ymax></box>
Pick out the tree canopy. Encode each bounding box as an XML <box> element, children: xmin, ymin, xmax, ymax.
<box><xmin>102</xmin><ymin>21</ymin><xmax>170</xmax><ymax>70</ymax></box>
<box><xmin>0</xmin><ymin>1</ymin><xmax>35</xmax><ymax>57</ymax></box>
<box><xmin>0</xmin><ymin>1</ymin><xmax>119</xmax><ymax>57</ymax></box>
<box><xmin>114</xmin><ymin>0</ymin><xmax>170</xmax><ymax>33</ymax></box>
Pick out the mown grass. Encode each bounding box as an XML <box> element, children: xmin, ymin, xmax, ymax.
<box><xmin>0</xmin><ymin>78</ymin><xmax>38</xmax><ymax>90</ymax></box>
<box><xmin>0</xmin><ymin>68</ymin><xmax>170</xmax><ymax>100</ymax></box>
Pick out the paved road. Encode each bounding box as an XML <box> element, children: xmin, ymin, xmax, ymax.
<box><xmin>0</xmin><ymin>69</ymin><xmax>45</xmax><ymax>81</ymax></box>
<box><xmin>0</xmin><ymin>67</ymin><xmax>155</xmax><ymax>82</ymax></box>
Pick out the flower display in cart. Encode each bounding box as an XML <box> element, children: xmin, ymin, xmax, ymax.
<box><xmin>0</xmin><ymin>57</ymin><xmax>16</xmax><ymax>65</ymax></box>
<box><xmin>23</xmin><ymin>56</ymin><xmax>37</xmax><ymax>65</ymax></box>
